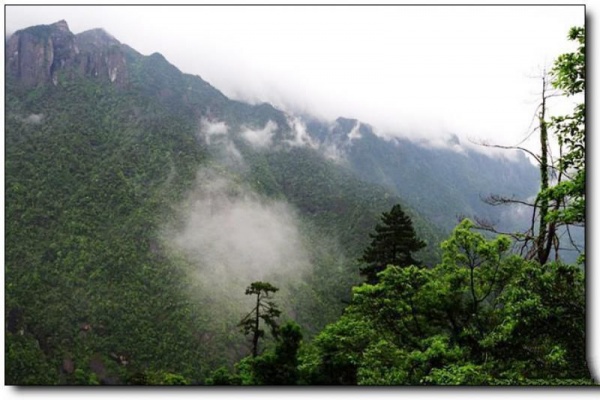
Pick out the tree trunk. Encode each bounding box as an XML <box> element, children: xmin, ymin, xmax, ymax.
<box><xmin>537</xmin><ymin>76</ymin><xmax>551</xmax><ymax>265</ymax></box>
<box><xmin>252</xmin><ymin>292</ymin><xmax>261</xmax><ymax>358</ymax></box>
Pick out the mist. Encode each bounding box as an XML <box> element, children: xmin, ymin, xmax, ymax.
<box><xmin>198</xmin><ymin>118</ymin><xmax>244</xmax><ymax>168</ymax></box>
<box><xmin>5</xmin><ymin>5</ymin><xmax>584</xmax><ymax>158</ymax></box>
<box><xmin>163</xmin><ymin>167</ymin><xmax>312</xmax><ymax>334</ymax></box>
<box><xmin>171</xmin><ymin>169</ymin><xmax>310</xmax><ymax>282</ymax></box>
<box><xmin>240</xmin><ymin>120</ymin><xmax>278</xmax><ymax>149</ymax></box>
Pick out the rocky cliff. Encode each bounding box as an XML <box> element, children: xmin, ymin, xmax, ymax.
<box><xmin>6</xmin><ymin>20</ymin><xmax>129</xmax><ymax>87</ymax></box>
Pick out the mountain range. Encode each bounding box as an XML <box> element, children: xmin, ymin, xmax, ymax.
<box><xmin>5</xmin><ymin>20</ymin><xmax>547</xmax><ymax>384</ymax></box>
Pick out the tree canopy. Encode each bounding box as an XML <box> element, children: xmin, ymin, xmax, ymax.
<box><xmin>239</xmin><ymin>281</ymin><xmax>281</xmax><ymax>358</ymax></box>
<box><xmin>359</xmin><ymin>204</ymin><xmax>426</xmax><ymax>283</ymax></box>
<box><xmin>300</xmin><ymin>220</ymin><xmax>589</xmax><ymax>385</ymax></box>
<box><xmin>545</xmin><ymin>26</ymin><xmax>585</xmax><ymax>227</ymax></box>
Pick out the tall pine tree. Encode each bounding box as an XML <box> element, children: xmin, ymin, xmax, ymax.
<box><xmin>359</xmin><ymin>204</ymin><xmax>425</xmax><ymax>283</ymax></box>
<box><xmin>239</xmin><ymin>282</ymin><xmax>281</xmax><ymax>358</ymax></box>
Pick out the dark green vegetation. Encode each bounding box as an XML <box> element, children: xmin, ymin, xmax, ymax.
<box><xmin>5</xmin><ymin>21</ymin><xmax>589</xmax><ymax>385</ymax></box>
<box><xmin>545</xmin><ymin>26</ymin><xmax>585</xmax><ymax>239</ymax></box>
<box><xmin>239</xmin><ymin>282</ymin><xmax>281</xmax><ymax>358</ymax></box>
<box><xmin>4</xmin><ymin>21</ymin><xmax>436</xmax><ymax>384</ymax></box>
<box><xmin>6</xmin><ymin>63</ymin><xmax>206</xmax><ymax>385</ymax></box>
<box><xmin>359</xmin><ymin>204</ymin><xmax>425</xmax><ymax>284</ymax></box>
<box><xmin>299</xmin><ymin>220</ymin><xmax>588</xmax><ymax>385</ymax></box>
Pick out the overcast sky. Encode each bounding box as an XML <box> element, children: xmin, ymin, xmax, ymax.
<box><xmin>5</xmin><ymin>4</ymin><xmax>585</xmax><ymax>150</ymax></box>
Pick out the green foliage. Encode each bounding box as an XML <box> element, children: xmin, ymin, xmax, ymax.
<box><xmin>359</xmin><ymin>204</ymin><xmax>426</xmax><ymax>283</ymax></box>
<box><xmin>205</xmin><ymin>367</ymin><xmax>242</xmax><ymax>385</ymax></box>
<box><xmin>6</xmin><ymin>49</ymin><xmax>444</xmax><ymax>382</ymax></box>
<box><xmin>207</xmin><ymin>321</ymin><xmax>303</xmax><ymax>385</ymax></box>
<box><xmin>5</xmin><ymin>333</ymin><xmax>60</xmax><ymax>385</ymax></box>
<box><xmin>298</xmin><ymin>314</ymin><xmax>375</xmax><ymax>384</ymax></box>
<box><xmin>238</xmin><ymin>144</ymin><xmax>443</xmax><ymax>334</ymax></box>
<box><xmin>5</xmin><ymin>76</ymin><xmax>207</xmax><ymax>384</ymax></box>
<box><xmin>74</xmin><ymin>368</ymin><xmax>100</xmax><ymax>385</ymax></box>
<box><xmin>551</xmin><ymin>27</ymin><xmax>585</xmax><ymax>95</ymax></box>
<box><xmin>7</xmin><ymin>21</ymin><xmax>581</xmax><ymax>387</ymax></box>
<box><xmin>243</xmin><ymin>321</ymin><xmax>303</xmax><ymax>385</ymax></box>
<box><xmin>544</xmin><ymin>26</ymin><xmax>585</xmax><ymax>227</ymax></box>
<box><xmin>239</xmin><ymin>282</ymin><xmax>282</xmax><ymax>358</ymax></box>
<box><xmin>300</xmin><ymin>220</ymin><xmax>591</xmax><ymax>385</ymax></box>
<box><xmin>146</xmin><ymin>371</ymin><xmax>190</xmax><ymax>385</ymax></box>
<box><xmin>126</xmin><ymin>370</ymin><xmax>190</xmax><ymax>385</ymax></box>
<box><xmin>258</xmin><ymin>147</ymin><xmax>441</xmax><ymax>265</ymax></box>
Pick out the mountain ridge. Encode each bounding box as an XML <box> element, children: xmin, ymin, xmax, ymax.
<box><xmin>5</xmin><ymin>20</ymin><xmax>553</xmax><ymax>384</ymax></box>
<box><xmin>6</xmin><ymin>19</ymin><xmax>544</xmax><ymax>238</ymax></box>
<box><xmin>6</xmin><ymin>20</ymin><xmax>536</xmax><ymax>159</ymax></box>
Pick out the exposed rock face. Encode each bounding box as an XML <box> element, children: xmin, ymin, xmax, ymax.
<box><xmin>76</xmin><ymin>28</ymin><xmax>129</xmax><ymax>86</ymax></box>
<box><xmin>6</xmin><ymin>20</ymin><xmax>128</xmax><ymax>87</ymax></box>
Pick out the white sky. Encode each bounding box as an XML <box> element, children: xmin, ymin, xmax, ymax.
<box><xmin>4</xmin><ymin>4</ymin><xmax>585</xmax><ymax>150</ymax></box>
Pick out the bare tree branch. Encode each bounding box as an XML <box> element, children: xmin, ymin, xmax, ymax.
<box><xmin>482</xmin><ymin>194</ymin><xmax>536</xmax><ymax>208</ymax></box>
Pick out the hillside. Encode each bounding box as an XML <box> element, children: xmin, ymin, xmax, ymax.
<box><xmin>5</xmin><ymin>20</ymin><xmax>549</xmax><ymax>384</ymax></box>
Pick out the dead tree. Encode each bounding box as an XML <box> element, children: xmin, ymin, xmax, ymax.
<box><xmin>469</xmin><ymin>75</ymin><xmax>581</xmax><ymax>264</ymax></box>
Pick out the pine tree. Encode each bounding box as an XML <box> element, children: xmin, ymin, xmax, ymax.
<box><xmin>359</xmin><ymin>204</ymin><xmax>426</xmax><ymax>283</ymax></box>
<box><xmin>239</xmin><ymin>281</ymin><xmax>281</xmax><ymax>358</ymax></box>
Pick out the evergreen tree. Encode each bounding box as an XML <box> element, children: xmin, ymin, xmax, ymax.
<box><xmin>239</xmin><ymin>282</ymin><xmax>281</xmax><ymax>358</ymax></box>
<box><xmin>301</xmin><ymin>220</ymin><xmax>591</xmax><ymax>385</ymax></box>
<box><xmin>359</xmin><ymin>204</ymin><xmax>426</xmax><ymax>283</ymax></box>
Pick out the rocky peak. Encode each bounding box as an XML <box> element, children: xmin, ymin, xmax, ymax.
<box><xmin>77</xmin><ymin>28</ymin><xmax>120</xmax><ymax>49</ymax></box>
<box><xmin>53</xmin><ymin>19</ymin><xmax>70</xmax><ymax>32</ymax></box>
<box><xmin>5</xmin><ymin>20</ymin><xmax>128</xmax><ymax>87</ymax></box>
<box><xmin>76</xmin><ymin>28</ymin><xmax>128</xmax><ymax>85</ymax></box>
<box><xmin>6</xmin><ymin>20</ymin><xmax>75</xmax><ymax>86</ymax></box>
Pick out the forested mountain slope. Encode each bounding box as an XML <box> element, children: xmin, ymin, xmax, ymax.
<box><xmin>304</xmin><ymin>116</ymin><xmax>539</xmax><ymax>233</ymax></box>
<box><xmin>5</xmin><ymin>20</ymin><xmax>544</xmax><ymax>384</ymax></box>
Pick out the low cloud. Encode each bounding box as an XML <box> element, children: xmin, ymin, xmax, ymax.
<box><xmin>321</xmin><ymin>143</ymin><xmax>345</xmax><ymax>163</ymax></box>
<box><xmin>197</xmin><ymin>117</ymin><xmax>244</xmax><ymax>167</ymax></box>
<box><xmin>199</xmin><ymin>117</ymin><xmax>229</xmax><ymax>145</ymax></box>
<box><xmin>24</xmin><ymin>113</ymin><xmax>44</xmax><ymax>124</ymax></box>
<box><xmin>285</xmin><ymin>116</ymin><xmax>317</xmax><ymax>148</ymax></box>
<box><xmin>347</xmin><ymin>121</ymin><xmax>362</xmax><ymax>141</ymax></box>
<box><xmin>167</xmin><ymin>168</ymin><xmax>312</xmax><ymax>295</ymax></box>
<box><xmin>240</xmin><ymin>120</ymin><xmax>278</xmax><ymax>149</ymax></box>
<box><xmin>162</xmin><ymin>166</ymin><xmax>346</xmax><ymax>354</ymax></box>
<box><xmin>14</xmin><ymin>113</ymin><xmax>44</xmax><ymax>124</ymax></box>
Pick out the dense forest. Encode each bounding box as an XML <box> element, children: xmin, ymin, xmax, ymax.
<box><xmin>5</xmin><ymin>20</ymin><xmax>590</xmax><ymax>385</ymax></box>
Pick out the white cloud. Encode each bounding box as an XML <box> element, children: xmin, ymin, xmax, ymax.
<box><xmin>167</xmin><ymin>168</ymin><xmax>311</xmax><ymax>292</ymax></box>
<box><xmin>240</xmin><ymin>120</ymin><xmax>277</xmax><ymax>149</ymax></box>
<box><xmin>197</xmin><ymin>118</ymin><xmax>243</xmax><ymax>167</ymax></box>
<box><xmin>347</xmin><ymin>122</ymin><xmax>362</xmax><ymax>141</ymax></box>
<box><xmin>198</xmin><ymin>118</ymin><xmax>228</xmax><ymax>145</ymax></box>
<box><xmin>4</xmin><ymin>5</ymin><xmax>585</xmax><ymax>155</ymax></box>
<box><xmin>23</xmin><ymin>114</ymin><xmax>44</xmax><ymax>124</ymax></box>
<box><xmin>285</xmin><ymin>116</ymin><xmax>317</xmax><ymax>148</ymax></box>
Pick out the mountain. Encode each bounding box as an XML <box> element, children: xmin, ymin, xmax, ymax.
<box><xmin>5</xmin><ymin>20</ymin><xmax>542</xmax><ymax>384</ymax></box>
<box><xmin>303</xmin><ymin>116</ymin><xmax>540</xmax><ymax>233</ymax></box>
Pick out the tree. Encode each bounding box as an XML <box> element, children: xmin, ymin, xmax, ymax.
<box><xmin>298</xmin><ymin>313</ymin><xmax>375</xmax><ymax>385</ymax></box>
<box><xmin>245</xmin><ymin>321</ymin><xmax>303</xmax><ymax>385</ymax></box>
<box><xmin>239</xmin><ymin>281</ymin><xmax>281</xmax><ymax>358</ymax></box>
<box><xmin>299</xmin><ymin>220</ymin><xmax>591</xmax><ymax>385</ymax></box>
<box><xmin>207</xmin><ymin>321</ymin><xmax>303</xmax><ymax>385</ymax></box>
<box><xmin>474</xmin><ymin>26</ymin><xmax>585</xmax><ymax>265</ymax></box>
<box><xmin>544</xmin><ymin>26</ymin><xmax>585</xmax><ymax>228</ymax></box>
<box><xmin>359</xmin><ymin>204</ymin><xmax>426</xmax><ymax>283</ymax></box>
